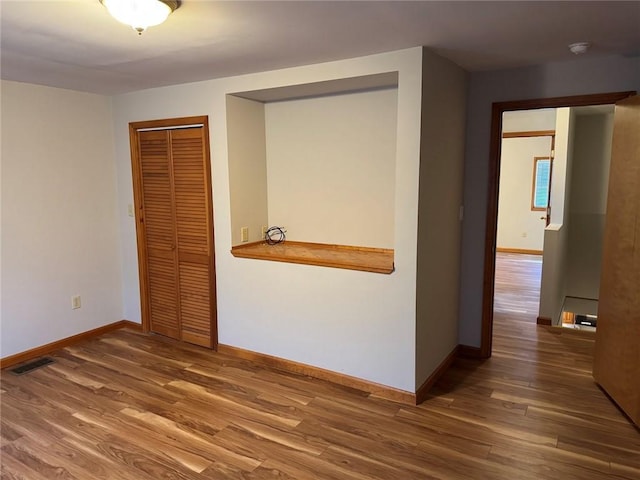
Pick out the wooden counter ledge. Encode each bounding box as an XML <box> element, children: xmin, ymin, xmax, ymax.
<box><xmin>231</xmin><ymin>241</ymin><xmax>394</xmax><ymax>274</ymax></box>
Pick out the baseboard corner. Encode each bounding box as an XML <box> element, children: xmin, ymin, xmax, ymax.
<box><xmin>415</xmin><ymin>345</ymin><xmax>460</xmax><ymax>405</ymax></box>
<box><xmin>0</xmin><ymin>319</ymin><xmax>142</xmax><ymax>370</ymax></box>
<box><xmin>457</xmin><ymin>344</ymin><xmax>484</xmax><ymax>359</ymax></box>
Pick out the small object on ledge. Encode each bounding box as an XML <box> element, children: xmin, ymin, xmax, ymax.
<box><xmin>265</xmin><ymin>226</ymin><xmax>286</xmax><ymax>245</ymax></box>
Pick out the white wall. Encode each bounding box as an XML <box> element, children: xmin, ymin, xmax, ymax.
<box><xmin>538</xmin><ymin>224</ymin><xmax>568</xmax><ymax>323</ymax></box>
<box><xmin>502</xmin><ymin>108</ymin><xmax>557</xmax><ymax>132</ymax></box>
<box><xmin>539</xmin><ymin>108</ymin><xmax>576</xmax><ymax>323</ymax></box>
<box><xmin>112</xmin><ymin>48</ymin><xmax>424</xmax><ymax>392</ymax></box>
<box><xmin>0</xmin><ymin>80</ymin><xmax>123</xmax><ymax>357</ymax></box>
<box><xmin>415</xmin><ymin>48</ymin><xmax>467</xmax><ymax>388</ymax></box>
<box><xmin>549</xmin><ymin>108</ymin><xmax>573</xmax><ymax>225</ymax></box>
<box><xmin>226</xmin><ymin>95</ymin><xmax>269</xmax><ymax>245</ymax></box>
<box><xmin>265</xmin><ymin>88</ymin><xmax>397</xmax><ymax>247</ymax></box>
<box><xmin>459</xmin><ymin>54</ymin><xmax>640</xmax><ymax>347</ymax></box>
<box><xmin>566</xmin><ymin>112</ymin><xmax>614</xmax><ymax>299</ymax></box>
<box><xmin>497</xmin><ymin>136</ymin><xmax>552</xmax><ymax>251</ymax></box>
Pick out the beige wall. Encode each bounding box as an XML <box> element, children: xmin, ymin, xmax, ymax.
<box><xmin>415</xmin><ymin>47</ymin><xmax>467</xmax><ymax>388</ymax></box>
<box><xmin>549</xmin><ymin>108</ymin><xmax>574</xmax><ymax>225</ymax></box>
<box><xmin>264</xmin><ymin>88</ymin><xmax>397</xmax><ymax>247</ymax></box>
<box><xmin>226</xmin><ymin>95</ymin><xmax>269</xmax><ymax>245</ymax></box>
<box><xmin>1</xmin><ymin>80</ymin><xmax>123</xmax><ymax>357</ymax></box>
<box><xmin>539</xmin><ymin>107</ymin><xmax>576</xmax><ymax>323</ymax></box>
<box><xmin>566</xmin><ymin>111</ymin><xmax>614</xmax><ymax>299</ymax></box>
<box><xmin>569</xmin><ymin>112</ymin><xmax>613</xmax><ymax>216</ymax></box>
<box><xmin>497</xmin><ymin>136</ymin><xmax>552</xmax><ymax>251</ymax></box>
<box><xmin>502</xmin><ymin>108</ymin><xmax>556</xmax><ymax>132</ymax></box>
<box><xmin>113</xmin><ymin>48</ymin><xmax>424</xmax><ymax>392</ymax></box>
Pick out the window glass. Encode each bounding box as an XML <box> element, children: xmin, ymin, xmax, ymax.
<box><xmin>532</xmin><ymin>157</ymin><xmax>550</xmax><ymax>210</ymax></box>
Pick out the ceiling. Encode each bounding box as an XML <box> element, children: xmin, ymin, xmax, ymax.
<box><xmin>1</xmin><ymin>1</ymin><xmax>639</xmax><ymax>95</ymax></box>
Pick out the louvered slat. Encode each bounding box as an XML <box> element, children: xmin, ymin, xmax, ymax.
<box><xmin>139</xmin><ymin>130</ymin><xmax>180</xmax><ymax>339</ymax></box>
<box><xmin>179</xmin><ymin>262</ymin><xmax>211</xmax><ymax>347</ymax></box>
<box><xmin>172</xmin><ymin>129</ymin><xmax>209</xmax><ymax>256</ymax></box>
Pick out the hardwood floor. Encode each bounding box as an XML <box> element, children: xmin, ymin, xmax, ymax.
<box><xmin>493</xmin><ymin>251</ymin><xmax>542</xmax><ymax>323</ymax></box>
<box><xmin>1</xmin><ymin>255</ymin><xmax>638</xmax><ymax>479</ymax></box>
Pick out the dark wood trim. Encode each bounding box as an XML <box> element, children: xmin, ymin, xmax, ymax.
<box><xmin>536</xmin><ymin>316</ymin><xmax>552</xmax><ymax>326</ymax></box>
<box><xmin>415</xmin><ymin>345</ymin><xmax>459</xmax><ymax>404</ymax></box>
<box><xmin>218</xmin><ymin>344</ymin><xmax>416</xmax><ymax>405</ymax></box>
<box><xmin>481</xmin><ymin>101</ymin><xmax>503</xmax><ymax>358</ymax></box>
<box><xmin>0</xmin><ymin>320</ymin><xmax>141</xmax><ymax>369</ymax></box>
<box><xmin>457</xmin><ymin>344</ymin><xmax>484</xmax><ymax>359</ymax></box>
<box><xmin>231</xmin><ymin>241</ymin><xmax>395</xmax><ymax>274</ymax></box>
<box><xmin>496</xmin><ymin>247</ymin><xmax>543</xmax><ymax>255</ymax></box>
<box><xmin>481</xmin><ymin>91</ymin><xmax>635</xmax><ymax>359</ymax></box>
<box><xmin>496</xmin><ymin>92</ymin><xmax>636</xmax><ymax>112</ymax></box>
<box><xmin>502</xmin><ymin>130</ymin><xmax>555</xmax><ymax>138</ymax></box>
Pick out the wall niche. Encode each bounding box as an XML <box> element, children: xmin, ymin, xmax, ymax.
<box><xmin>227</xmin><ymin>72</ymin><xmax>398</xmax><ymax>273</ymax></box>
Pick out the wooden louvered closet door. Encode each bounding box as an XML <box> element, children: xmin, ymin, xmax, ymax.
<box><xmin>133</xmin><ymin>117</ymin><xmax>216</xmax><ymax>348</ymax></box>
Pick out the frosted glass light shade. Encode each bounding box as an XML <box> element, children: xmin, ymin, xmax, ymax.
<box><xmin>101</xmin><ymin>0</ymin><xmax>176</xmax><ymax>34</ymax></box>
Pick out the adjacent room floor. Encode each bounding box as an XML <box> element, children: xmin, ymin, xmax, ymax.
<box><xmin>1</xmin><ymin>255</ymin><xmax>638</xmax><ymax>479</ymax></box>
<box><xmin>493</xmin><ymin>251</ymin><xmax>543</xmax><ymax>323</ymax></box>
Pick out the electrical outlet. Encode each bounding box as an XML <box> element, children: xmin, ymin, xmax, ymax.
<box><xmin>71</xmin><ymin>295</ymin><xmax>81</xmax><ymax>310</ymax></box>
<box><xmin>521</xmin><ymin>232</ymin><xmax>528</xmax><ymax>238</ymax></box>
<box><xmin>127</xmin><ymin>204</ymin><xmax>134</xmax><ymax>217</ymax></box>
<box><xmin>241</xmin><ymin>227</ymin><xmax>249</xmax><ymax>242</ymax></box>
<box><xmin>261</xmin><ymin>225</ymin><xmax>268</xmax><ymax>239</ymax></box>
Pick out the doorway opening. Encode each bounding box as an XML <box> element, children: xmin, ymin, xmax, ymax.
<box><xmin>480</xmin><ymin>91</ymin><xmax>634</xmax><ymax>358</ymax></box>
<box><xmin>493</xmin><ymin>110</ymin><xmax>554</xmax><ymax>337</ymax></box>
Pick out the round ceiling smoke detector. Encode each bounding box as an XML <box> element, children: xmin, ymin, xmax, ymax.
<box><xmin>569</xmin><ymin>42</ymin><xmax>590</xmax><ymax>55</ymax></box>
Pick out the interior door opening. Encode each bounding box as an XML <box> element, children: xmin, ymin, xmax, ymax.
<box><xmin>493</xmin><ymin>113</ymin><xmax>554</xmax><ymax>336</ymax></box>
<box><xmin>480</xmin><ymin>91</ymin><xmax>634</xmax><ymax>358</ymax></box>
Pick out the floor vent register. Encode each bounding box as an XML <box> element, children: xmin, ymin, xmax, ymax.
<box><xmin>10</xmin><ymin>357</ymin><xmax>55</xmax><ymax>375</ymax></box>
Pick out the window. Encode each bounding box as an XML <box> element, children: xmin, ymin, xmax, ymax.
<box><xmin>532</xmin><ymin>156</ymin><xmax>551</xmax><ymax>211</ymax></box>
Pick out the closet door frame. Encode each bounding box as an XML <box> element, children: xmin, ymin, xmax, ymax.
<box><xmin>129</xmin><ymin>115</ymin><xmax>217</xmax><ymax>348</ymax></box>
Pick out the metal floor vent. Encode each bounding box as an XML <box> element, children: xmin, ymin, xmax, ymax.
<box><xmin>10</xmin><ymin>357</ymin><xmax>55</xmax><ymax>375</ymax></box>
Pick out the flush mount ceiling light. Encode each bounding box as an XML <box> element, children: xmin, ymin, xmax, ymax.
<box><xmin>568</xmin><ymin>42</ymin><xmax>590</xmax><ymax>55</ymax></box>
<box><xmin>100</xmin><ymin>0</ymin><xmax>180</xmax><ymax>35</ymax></box>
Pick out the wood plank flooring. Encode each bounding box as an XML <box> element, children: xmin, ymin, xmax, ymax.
<box><xmin>493</xmin><ymin>251</ymin><xmax>543</xmax><ymax>322</ymax></box>
<box><xmin>1</xmin><ymin>253</ymin><xmax>638</xmax><ymax>479</ymax></box>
